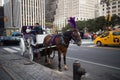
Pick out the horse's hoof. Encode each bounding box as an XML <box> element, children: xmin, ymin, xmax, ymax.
<box><xmin>64</xmin><ymin>65</ymin><xmax>68</xmax><ymax>70</ymax></box>
<box><xmin>48</xmin><ymin>60</ymin><xmax>51</xmax><ymax>64</ymax></box>
<box><xmin>48</xmin><ymin>62</ymin><xmax>51</xmax><ymax>64</ymax></box>
<box><xmin>58</xmin><ymin>68</ymin><xmax>62</xmax><ymax>72</ymax></box>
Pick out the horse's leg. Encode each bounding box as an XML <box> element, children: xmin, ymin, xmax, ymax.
<box><xmin>48</xmin><ymin>54</ymin><xmax>51</xmax><ymax>64</ymax></box>
<box><xmin>47</xmin><ymin>49</ymin><xmax>52</xmax><ymax>64</ymax></box>
<box><xmin>44</xmin><ymin>49</ymin><xmax>48</xmax><ymax>63</ymax></box>
<box><xmin>63</xmin><ymin>52</ymin><xmax>68</xmax><ymax>70</ymax></box>
<box><xmin>58</xmin><ymin>50</ymin><xmax>62</xmax><ymax>71</ymax></box>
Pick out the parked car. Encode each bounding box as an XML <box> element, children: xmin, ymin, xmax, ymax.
<box><xmin>0</xmin><ymin>32</ymin><xmax>23</xmax><ymax>46</ymax></box>
<box><xmin>94</xmin><ymin>30</ymin><xmax>120</xmax><ymax>46</ymax></box>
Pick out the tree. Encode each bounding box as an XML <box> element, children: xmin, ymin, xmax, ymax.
<box><xmin>62</xmin><ymin>15</ymin><xmax>120</xmax><ymax>32</ymax></box>
<box><xmin>111</xmin><ymin>14</ymin><xmax>120</xmax><ymax>26</ymax></box>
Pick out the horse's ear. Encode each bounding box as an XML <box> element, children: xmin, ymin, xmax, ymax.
<box><xmin>68</xmin><ymin>17</ymin><xmax>76</xmax><ymax>28</ymax></box>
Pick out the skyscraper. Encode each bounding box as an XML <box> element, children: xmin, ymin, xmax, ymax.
<box><xmin>4</xmin><ymin>0</ymin><xmax>45</xmax><ymax>34</ymax></box>
<box><xmin>0</xmin><ymin>0</ymin><xmax>2</xmax><ymax>6</ymax></box>
<box><xmin>99</xmin><ymin>0</ymin><xmax>120</xmax><ymax>17</ymax></box>
<box><xmin>53</xmin><ymin>0</ymin><xmax>98</xmax><ymax>30</ymax></box>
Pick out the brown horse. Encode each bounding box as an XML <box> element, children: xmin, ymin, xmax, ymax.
<box><xmin>43</xmin><ymin>28</ymin><xmax>81</xmax><ymax>71</ymax></box>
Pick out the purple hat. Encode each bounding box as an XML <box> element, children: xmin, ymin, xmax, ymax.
<box><xmin>68</xmin><ymin>17</ymin><xmax>76</xmax><ymax>28</ymax></box>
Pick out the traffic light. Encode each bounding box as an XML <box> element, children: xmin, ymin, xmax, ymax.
<box><xmin>4</xmin><ymin>16</ymin><xmax>8</xmax><ymax>22</ymax></box>
<box><xmin>105</xmin><ymin>15</ymin><xmax>111</xmax><ymax>21</ymax></box>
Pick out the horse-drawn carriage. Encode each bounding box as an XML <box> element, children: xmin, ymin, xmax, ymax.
<box><xmin>20</xmin><ymin>25</ymin><xmax>52</xmax><ymax>61</ymax></box>
<box><xmin>20</xmin><ymin>17</ymin><xmax>82</xmax><ymax>71</ymax></box>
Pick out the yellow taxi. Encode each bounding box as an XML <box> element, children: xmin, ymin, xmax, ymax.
<box><xmin>94</xmin><ymin>30</ymin><xmax>120</xmax><ymax>46</ymax></box>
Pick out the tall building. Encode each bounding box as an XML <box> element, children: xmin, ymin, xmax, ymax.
<box><xmin>4</xmin><ymin>0</ymin><xmax>45</xmax><ymax>35</ymax></box>
<box><xmin>45</xmin><ymin>0</ymin><xmax>57</xmax><ymax>22</ymax></box>
<box><xmin>0</xmin><ymin>0</ymin><xmax>2</xmax><ymax>6</ymax></box>
<box><xmin>99</xmin><ymin>0</ymin><xmax>120</xmax><ymax>17</ymax></box>
<box><xmin>53</xmin><ymin>0</ymin><xmax>98</xmax><ymax>30</ymax></box>
<box><xmin>0</xmin><ymin>0</ymin><xmax>4</xmax><ymax>35</ymax></box>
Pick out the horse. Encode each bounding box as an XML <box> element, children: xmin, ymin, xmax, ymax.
<box><xmin>20</xmin><ymin>26</ymin><xmax>35</xmax><ymax>61</ymax></box>
<box><xmin>43</xmin><ymin>28</ymin><xmax>81</xmax><ymax>71</ymax></box>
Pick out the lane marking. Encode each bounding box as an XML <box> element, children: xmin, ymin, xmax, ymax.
<box><xmin>90</xmin><ymin>46</ymin><xmax>120</xmax><ymax>50</ymax></box>
<box><xmin>67</xmin><ymin>56</ymin><xmax>120</xmax><ymax>70</ymax></box>
<box><xmin>3</xmin><ymin>48</ymin><xmax>18</xmax><ymax>53</ymax></box>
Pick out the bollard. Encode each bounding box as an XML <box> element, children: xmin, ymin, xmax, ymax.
<box><xmin>73</xmin><ymin>60</ymin><xmax>86</xmax><ymax>80</ymax></box>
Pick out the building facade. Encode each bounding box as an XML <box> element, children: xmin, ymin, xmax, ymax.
<box><xmin>0</xmin><ymin>0</ymin><xmax>4</xmax><ymax>35</ymax></box>
<box><xmin>0</xmin><ymin>0</ymin><xmax>2</xmax><ymax>6</ymax></box>
<box><xmin>99</xmin><ymin>0</ymin><xmax>120</xmax><ymax>17</ymax></box>
<box><xmin>53</xmin><ymin>0</ymin><xmax>98</xmax><ymax>30</ymax></box>
<box><xmin>45</xmin><ymin>0</ymin><xmax>57</xmax><ymax>22</ymax></box>
<box><xmin>4</xmin><ymin>0</ymin><xmax>45</xmax><ymax>35</ymax></box>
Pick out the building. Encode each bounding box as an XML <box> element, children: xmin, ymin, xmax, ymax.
<box><xmin>99</xmin><ymin>0</ymin><xmax>120</xmax><ymax>17</ymax></box>
<box><xmin>0</xmin><ymin>0</ymin><xmax>4</xmax><ymax>35</ymax></box>
<box><xmin>53</xmin><ymin>0</ymin><xmax>98</xmax><ymax>30</ymax></box>
<box><xmin>0</xmin><ymin>0</ymin><xmax>2</xmax><ymax>6</ymax></box>
<box><xmin>4</xmin><ymin>0</ymin><xmax>45</xmax><ymax>35</ymax></box>
<box><xmin>45</xmin><ymin>0</ymin><xmax>57</xmax><ymax>23</ymax></box>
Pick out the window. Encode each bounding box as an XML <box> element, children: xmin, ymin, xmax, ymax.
<box><xmin>118</xmin><ymin>13</ymin><xmax>120</xmax><ymax>16</ymax></box>
<box><xmin>113</xmin><ymin>31</ymin><xmax>120</xmax><ymax>36</ymax></box>
<box><xmin>118</xmin><ymin>5</ymin><xmax>120</xmax><ymax>8</ymax></box>
<box><xmin>112</xmin><ymin>2</ymin><xmax>116</xmax><ymax>5</ymax></box>
<box><xmin>112</xmin><ymin>6</ymin><xmax>116</xmax><ymax>9</ymax></box>
<box><xmin>118</xmin><ymin>1</ymin><xmax>120</xmax><ymax>3</ymax></box>
<box><xmin>101</xmin><ymin>32</ymin><xmax>109</xmax><ymax>38</ymax></box>
<box><xmin>112</xmin><ymin>10</ymin><xmax>116</xmax><ymax>13</ymax></box>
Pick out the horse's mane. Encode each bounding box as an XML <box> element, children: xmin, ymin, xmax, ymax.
<box><xmin>63</xmin><ymin>30</ymin><xmax>72</xmax><ymax>37</ymax></box>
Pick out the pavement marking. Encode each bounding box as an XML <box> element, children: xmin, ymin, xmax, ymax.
<box><xmin>68</xmin><ymin>48</ymin><xmax>79</xmax><ymax>51</ymax></box>
<box><xmin>89</xmin><ymin>46</ymin><xmax>120</xmax><ymax>50</ymax></box>
<box><xmin>3</xmin><ymin>48</ymin><xmax>18</xmax><ymax>53</ymax></box>
<box><xmin>67</xmin><ymin>56</ymin><xmax>120</xmax><ymax>70</ymax></box>
<box><xmin>87</xmin><ymin>45</ymin><xmax>96</xmax><ymax>47</ymax></box>
<box><xmin>11</xmin><ymin>47</ymin><xmax>21</xmax><ymax>51</ymax></box>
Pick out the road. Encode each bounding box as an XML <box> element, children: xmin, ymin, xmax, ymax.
<box><xmin>0</xmin><ymin>44</ymin><xmax>120</xmax><ymax>80</ymax></box>
<box><xmin>67</xmin><ymin>45</ymin><xmax>120</xmax><ymax>80</ymax></box>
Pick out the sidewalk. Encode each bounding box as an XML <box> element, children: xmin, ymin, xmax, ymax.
<box><xmin>0</xmin><ymin>52</ymin><xmax>71</xmax><ymax>80</ymax></box>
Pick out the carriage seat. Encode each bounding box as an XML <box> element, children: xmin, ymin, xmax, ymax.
<box><xmin>36</xmin><ymin>34</ymin><xmax>47</xmax><ymax>44</ymax></box>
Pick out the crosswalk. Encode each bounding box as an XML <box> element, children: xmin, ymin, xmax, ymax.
<box><xmin>1</xmin><ymin>43</ymin><xmax>96</xmax><ymax>54</ymax></box>
<box><xmin>2</xmin><ymin>47</ymin><xmax>21</xmax><ymax>53</ymax></box>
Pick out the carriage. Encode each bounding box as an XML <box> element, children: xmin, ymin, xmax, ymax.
<box><xmin>20</xmin><ymin>17</ymin><xmax>82</xmax><ymax>71</ymax></box>
<box><xmin>20</xmin><ymin>26</ymin><xmax>55</xmax><ymax>61</ymax></box>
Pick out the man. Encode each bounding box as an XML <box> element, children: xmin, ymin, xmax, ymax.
<box><xmin>33</xmin><ymin>23</ymin><xmax>43</xmax><ymax>34</ymax></box>
<box><xmin>31</xmin><ymin>23</ymin><xmax>43</xmax><ymax>44</ymax></box>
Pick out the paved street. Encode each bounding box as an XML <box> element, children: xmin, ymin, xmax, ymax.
<box><xmin>0</xmin><ymin>39</ymin><xmax>120</xmax><ymax>80</ymax></box>
<box><xmin>0</xmin><ymin>46</ymin><xmax>71</xmax><ymax>80</ymax></box>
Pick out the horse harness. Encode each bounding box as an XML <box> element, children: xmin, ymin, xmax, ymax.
<box><xmin>50</xmin><ymin>34</ymin><xmax>66</xmax><ymax>45</ymax></box>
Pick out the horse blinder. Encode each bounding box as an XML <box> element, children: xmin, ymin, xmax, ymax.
<box><xmin>72</xmin><ymin>31</ymin><xmax>81</xmax><ymax>46</ymax></box>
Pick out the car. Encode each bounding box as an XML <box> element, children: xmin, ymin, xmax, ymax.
<box><xmin>94</xmin><ymin>30</ymin><xmax>120</xmax><ymax>46</ymax></box>
<box><xmin>0</xmin><ymin>32</ymin><xmax>23</xmax><ymax>46</ymax></box>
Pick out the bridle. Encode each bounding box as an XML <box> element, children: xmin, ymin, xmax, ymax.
<box><xmin>71</xmin><ymin>29</ymin><xmax>81</xmax><ymax>46</ymax></box>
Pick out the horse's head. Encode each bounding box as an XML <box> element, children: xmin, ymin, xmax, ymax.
<box><xmin>71</xmin><ymin>29</ymin><xmax>81</xmax><ymax>46</ymax></box>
